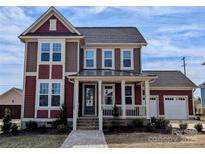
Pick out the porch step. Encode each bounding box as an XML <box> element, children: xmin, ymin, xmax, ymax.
<box><xmin>77</xmin><ymin>117</ymin><xmax>99</xmax><ymax>130</ymax></box>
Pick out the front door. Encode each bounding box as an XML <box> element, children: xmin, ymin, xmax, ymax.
<box><xmin>83</xmin><ymin>84</ymin><xmax>96</xmax><ymax>116</ymax></box>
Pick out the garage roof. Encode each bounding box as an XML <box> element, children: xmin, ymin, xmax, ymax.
<box><xmin>143</xmin><ymin>70</ymin><xmax>197</xmax><ymax>88</ymax></box>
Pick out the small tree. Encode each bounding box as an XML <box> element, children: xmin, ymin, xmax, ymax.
<box><xmin>1</xmin><ymin>108</ymin><xmax>12</xmax><ymax>134</ymax></box>
<box><xmin>52</xmin><ymin>104</ymin><xmax>67</xmax><ymax>128</ymax></box>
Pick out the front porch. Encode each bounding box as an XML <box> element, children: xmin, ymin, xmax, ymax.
<box><xmin>68</xmin><ymin>70</ymin><xmax>157</xmax><ymax>130</ymax></box>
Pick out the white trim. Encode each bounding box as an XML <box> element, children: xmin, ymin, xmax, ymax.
<box><xmin>121</xmin><ymin>81</ymin><xmax>126</xmax><ymax>119</ymax></box>
<box><xmin>25</xmin><ymin>72</ymin><xmax>37</xmax><ymax>76</ymax></box>
<box><xmin>84</xmin><ymin>49</ymin><xmax>96</xmax><ymax>69</ymax></box>
<box><xmin>120</xmin><ymin>48</ymin><xmax>134</xmax><ymax>70</ymax></box>
<box><xmin>102</xmin><ymin>84</ymin><xmax>115</xmax><ymax>106</ymax></box>
<box><xmin>102</xmin><ymin>49</ymin><xmax>115</xmax><ymax>69</ymax></box>
<box><xmin>21</xmin><ymin>7</ymin><xmax>81</xmax><ymax>36</ymax></box>
<box><xmin>82</xmin><ymin>83</ymin><xmax>97</xmax><ymax>117</ymax></box>
<box><xmin>125</xmin><ymin>84</ymin><xmax>135</xmax><ymax>105</ymax></box>
<box><xmin>49</xmin><ymin>19</ymin><xmax>57</xmax><ymax>31</ymax></box>
<box><xmin>150</xmin><ymin>87</ymin><xmax>194</xmax><ymax>90</ymax></box>
<box><xmin>145</xmin><ymin>80</ymin><xmax>150</xmax><ymax>119</ymax></box>
<box><xmin>163</xmin><ymin>95</ymin><xmax>189</xmax><ymax>120</ymax></box>
<box><xmin>98</xmin><ymin>80</ymin><xmax>103</xmax><ymax>130</ymax></box>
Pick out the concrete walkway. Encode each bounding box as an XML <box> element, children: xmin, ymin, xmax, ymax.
<box><xmin>61</xmin><ymin>130</ymin><xmax>108</xmax><ymax>148</ymax></box>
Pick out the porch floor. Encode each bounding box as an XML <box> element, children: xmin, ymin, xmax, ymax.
<box><xmin>61</xmin><ymin>130</ymin><xmax>108</xmax><ymax>148</ymax></box>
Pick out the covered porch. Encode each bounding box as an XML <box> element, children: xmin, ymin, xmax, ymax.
<box><xmin>67</xmin><ymin>70</ymin><xmax>157</xmax><ymax>130</ymax></box>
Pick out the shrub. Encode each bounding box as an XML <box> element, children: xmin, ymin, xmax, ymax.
<box><xmin>151</xmin><ymin>117</ymin><xmax>157</xmax><ymax>124</ymax></box>
<box><xmin>194</xmin><ymin>123</ymin><xmax>203</xmax><ymax>132</ymax></box>
<box><xmin>53</xmin><ymin>104</ymin><xmax>67</xmax><ymax>128</ymax></box>
<box><xmin>152</xmin><ymin>117</ymin><xmax>170</xmax><ymax>129</ymax></box>
<box><xmin>179</xmin><ymin>123</ymin><xmax>188</xmax><ymax>130</ymax></box>
<box><xmin>194</xmin><ymin>116</ymin><xmax>201</xmax><ymax>121</ymax></box>
<box><xmin>57</xmin><ymin>124</ymin><xmax>67</xmax><ymax>133</ymax></box>
<box><xmin>132</xmin><ymin>118</ymin><xmax>144</xmax><ymax>128</ymax></box>
<box><xmin>26</xmin><ymin>121</ymin><xmax>38</xmax><ymax>131</ymax></box>
<box><xmin>1</xmin><ymin>108</ymin><xmax>12</xmax><ymax>134</ymax></box>
<box><xmin>11</xmin><ymin>124</ymin><xmax>18</xmax><ymax>136</ymax></box>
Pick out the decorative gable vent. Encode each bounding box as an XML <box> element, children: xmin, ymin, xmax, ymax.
<box><xmin>49</xmin><ymin>19</ymin><xmax>57</xmax><ymax>31</ymax></box>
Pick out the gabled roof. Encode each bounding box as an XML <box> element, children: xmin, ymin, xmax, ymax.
<box><xmin>202</xmin><ymin>62</ymin><xmax>205</xmax><ymax>65</ymax></box>
<box><xmin>199</xmin><ymin>81</ymin><xmax>205</xmax><ymax>88</ymax></box>
<box><xmin>20</xmin><ymin>6</ymin><xmax>81</xmax><ymax>37</ymax></box>
<box><xmin>0</xmin><ymin>87</ymin><xmax>23</xmax><ymax>97</ymax></box>
<box><xmin>76</xmin><ymin>27</ymin><xmax>147</xmax><ymax>45</ymax></box>
<box><xmin>143</xmin><ymin>70</ymin><xmax>197</xmax><ymax>88</ymax></box>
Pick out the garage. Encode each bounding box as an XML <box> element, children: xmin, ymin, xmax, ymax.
<box><xmin>143</xmin><ymin>96</ymin><xmax>158</xmax><ymax>117</ymax></box>
<box><xmin>164</xmin><ymin>96</ymin><xmax>188</xmax><ymax>120</ymax></box>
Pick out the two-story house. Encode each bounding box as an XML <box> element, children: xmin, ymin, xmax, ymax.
<box><xmin>19</xmin><ymin>7</ymin><xmax>196</xmax><ymax>130</ymax></box>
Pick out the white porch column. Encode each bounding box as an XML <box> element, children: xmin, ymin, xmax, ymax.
<box><xmin>145</xmin><ymin>80</ymin><xmax>150</xmax><ymax>119</ymax></box>
<box><xmin>73</xmin><ymin>80</ymin><xmax>79</xmax><ymax>130</ymax></box>
<box><xmin>98</xmin><ymin>80</ymin><xmax>102</xmax><ymax>130</ymax></box>
<box><xmin>121</xmin><ymin>80</ymin><xmax>126</xmax><ymax>119</ymax></box>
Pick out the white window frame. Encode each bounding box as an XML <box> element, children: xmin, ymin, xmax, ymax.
<box><xmin>84</xmin><ymin>49</ymin><xmax>96</xmax><ymax>69</ymax></box>
<box><xmin>38</xmin><ymin>39</ymin><xmax>64</xmax><ymax>64</ymax></box>
<box><xmin>39</xmin><ymin>83</ymin><xmax>49</xmax><ymax>107</ymax></box>
<box><xmin>102</xmin><ymin>49</ymin><xmax>114</xmax><ymax>69</ymax></box>
<box><xmin>52</xmin><ymin>43</ymin><xmax>62</xmax><ymax>62</ymax></box>
<box><xmin>37</xmin><ymin>80</ymin><xmax>63</xmax><ymax>109</ymax></box>
<box><xmin>51</xmin><ymin>83</ymin><xmax>61</xmax><ymax>107</ymax></box>
<box><xmin>121</xmin><ymin>49</ymin><xmax>134</xmax><ymax>70</ymax></box>
<box><xmin>125</xmin><ymin>84</ymin><xmax>135</xmax><ymax>106</ymax></box>
<box><xmin>49</xmin><ymin>19</ymin><xmax>57</xmax><ymax>31</ymax></box>
<box><xmin>102</xmin><ymin>84</ymin><xmax>115</xmax><ymax>106</ymax></box>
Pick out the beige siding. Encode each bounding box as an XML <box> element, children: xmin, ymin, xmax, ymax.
<box><xmin>134</xmin><ymin>48</ymin><xmax>141</xmax><ymax>73</ymax></box>
<box><xmin>115</xmin><ymin>48</ymin><xmax>121</xmax><ymax>70</ymax></box>
<box><xmin>66</xmin><ymin>42</ymin><xmax>78</xmax><ymax>72</ymax></box>
<box><xmin>26</xmin><ymin>42</ymin><xmax>38</xmax><ymax>72</ymax></box>
<box><xmin>97</xmin><ymin>48</ymin><xmax>102</xmax><ymax>69</ymax></box>
<box><xmin>0</xmin><ymin>90</ymin><xmax>23</xmax><ymax>105</ymax></box>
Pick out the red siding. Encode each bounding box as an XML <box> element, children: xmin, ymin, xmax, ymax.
<box><xmin>24</xmin><ymin>76</ymin><xmax>36</xmax><ymax>118</ymax></box>
<box><xmin>39</xmin><ymin>65</ymin><xmax>50</xmax><ymax>79</ymax></box>
<box><xmin>37</xmin><ymin>110</ymin><xmax>48</xmax><ymax>118</ymax></box>
<box><xmin>150</xmin><ymin>90</ymin><xmax>193</xmax><ymax>115</ymax></box>
<box><xmin>65</xmin><ymin>79</ymin><xmax>73</xmax><ymax>118</ymax></box>
<box><xmin>36</xmin><ymin>15</ymin><xmax>71</xmax><ymax>33</ymax></box>
<box><xmin>135</xmin><ymin>85</ymin><xmax>141</xmax><ymax>105</ymax></box>
<box><xmin>115</xmin><ymin>83</ymin><xmax>121</xmax><ymax>105</ymax></box>
<box><xmin>52</xmin><ymin>65</ymin><xmax>62</xmax><ymax>79</ymax></box>
<box><xmin>50</xmin><ymin>110</ymin><xmax>61</xmax><ymax>118</ymax></box>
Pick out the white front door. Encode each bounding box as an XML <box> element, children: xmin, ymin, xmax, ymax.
<box><xmin>164</xmin><ymin>96</ymin><xmax>188</xmax><ymax>120</ymax></box>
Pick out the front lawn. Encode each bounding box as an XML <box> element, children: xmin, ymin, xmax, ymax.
<box><xmin>105</xmin><ymin>131</ymin><xmax>205</xmax><ymax>148</ymax></box>
<box><xmin>0</xmin><ymin>132</ymin><xmax>67</xmax><ymax>148</ymax></box>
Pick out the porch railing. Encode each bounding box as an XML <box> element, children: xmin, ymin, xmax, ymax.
<box><xmin>102</xmin><ymin>105</ymin><xmax>146</xmax><ymax>118</ymax></box>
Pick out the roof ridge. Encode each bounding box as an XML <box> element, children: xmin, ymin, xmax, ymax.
<box><xmin>76</xmin><ymin>26</ymin><xmax>137</xmax><ymax>28</ymax></box>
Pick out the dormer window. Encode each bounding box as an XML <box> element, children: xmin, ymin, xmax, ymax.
<box><xmin>49</xmin><ymin>19</ymin><xmax>57</xmax><ymax>31</ymax></box>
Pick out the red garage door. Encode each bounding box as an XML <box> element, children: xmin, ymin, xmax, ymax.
<box><xmin>0</xmin><ymin>105</ymin><xmax>21</xmax><ymax>119</ymax></box>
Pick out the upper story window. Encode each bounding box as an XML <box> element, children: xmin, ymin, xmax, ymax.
<box><xmin>40</xmin><ymin>42</ymin><xmax>62</xmax><ymax>62</ymax></box>
<box><xmin>49</xmin><ymin>19</ymin><xmax>57</xmax><ymax>31</ymax></box>
<box><xmin>53</xmin><ymin>43</ymin><xmax>61</xmax><ymax>61</ymax></box>
<box><xmin>121</xmin><ymin>49</ymin><xmax>133</xmax><ymax>70</ymax></box>
<box><xmin>102</xmin><ymin>49</ymin><xmax>114</xmax><ymax>69</ymax></box>
<box><xmin>41</xmin><ymin>43</ymin><xmax>50</xmax><ymax>61</ymax></box>
<box><xmin>125</xmin><ymin>85</ymin><xmax>134</xmax><ymax>105</ymax></box>
<box><xmin>84</xmin><ymin>49</ymin><xmax>96</xmax><ymax>69</ymax></box>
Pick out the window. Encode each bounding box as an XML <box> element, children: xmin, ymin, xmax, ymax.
<box><xmin>125</xmin><ymin>85</ymin><xmax>134</xmax><ymax>105</ymax></box>
<box><xmin>103</xmin><ymin>85</ymin><xmax>114</xmax><ymax>105</ymax></box>
<box><xmin>121</xmin><ymin>49</ymin><xmax>133</xmax><ymax>69</ymax></box>
<box><xmin>103</xmin><ymin>49</ymin><xmax>114</xmax><ymax>68</ymax></box>
<box><xmin>85</xmin><ymin>50</ymin><xmax>96</xmax><ymax>68</ymax></box>
<box><xmin>51</xmin><ymin>83</ymin><xmax>61</xmax><ymax>106</ymax></box>
<box><xmin>39</xmin><ymin>82</ymin><xmax>61</xmax><ymax>107</ymax></box>
<box><xmin>41</xmin><ymin>43</ymin><xmax>50</xmax><ymax>61</ymax></box>
<box><xmin>39</xmin><ymin>83</ymin><xmax>49</xmax><ymax>106</ymax></box>
<box><xmin>49</xmin><ymin>19</ymin><xmax>57</xmax><ymax>31</ymax></box>
<box><xmin>53</xmin><ymin>43</ymin><xmax>61</xmax><ymax>61</ymax></box>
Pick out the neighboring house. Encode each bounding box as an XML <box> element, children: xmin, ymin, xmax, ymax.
<box><xmin>194</xmin><ymin>97</ymin><xmax>202</xmax><ymax>115</ymax></box>
<box><xmin>0</xmin><ymin>88</ymin><xmax>23</xmax><ymax>119</ymax></box>
<box><xmin>199</xmin><ymin>81</ymin><xmax>205</xmax><ymax>114</ymax></box>
<box><xmin>19</xmin><ymin>7</ymin><xmax>196</xmax><ymax>130</ymax></box>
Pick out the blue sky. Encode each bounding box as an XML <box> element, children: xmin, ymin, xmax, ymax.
<box><xmin>0</xmin><ymin>6</ymin><xmax>204</xmax><ymax>97</ymax></box>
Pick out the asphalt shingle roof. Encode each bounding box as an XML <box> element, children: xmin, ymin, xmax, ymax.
<box><xmin>76</xmin><ymin>27</ymin><xmax>147</xmax><ymax>44</ymax></box>
<box><xmin>143</xmin><ymin>70</ymin><xmax>197</xmax><ymax>88</ymax></box>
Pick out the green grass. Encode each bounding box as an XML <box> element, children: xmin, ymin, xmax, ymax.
<box><xmin>0</xmin><ymin>134</ymin><xmax>67</xmax><ymax>148</ymax></box>
<box><xmin>199</xmin><ymin>116</ymin><xmax>205</xmax><ymax>121</ymax></box>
